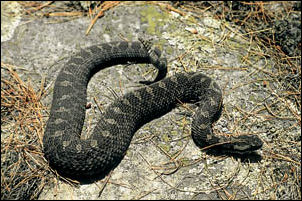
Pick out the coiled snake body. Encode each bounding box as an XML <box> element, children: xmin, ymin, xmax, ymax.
<box><xmin>43</xmin><ymin>40</ymin><xmax>263</xmax><ymax>179</ymax></box>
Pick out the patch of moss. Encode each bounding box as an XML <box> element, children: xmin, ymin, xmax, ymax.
<box><xmin>140</xmin><ymin>5</ymin><xmax>169</xmax><ymax>35</ymax></box>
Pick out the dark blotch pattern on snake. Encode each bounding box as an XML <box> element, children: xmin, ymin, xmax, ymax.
<box><xmin>43</xmin><ymin>40</ymin><xmax>263</xmax><ymax>179</ymax></box>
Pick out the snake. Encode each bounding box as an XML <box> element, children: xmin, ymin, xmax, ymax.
<box><xmin>43</xmin><ymin>39</ymin><xmax>263</xmax><ymax>179</ymax></box>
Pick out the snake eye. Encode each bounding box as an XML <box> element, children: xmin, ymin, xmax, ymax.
<box><xmin>231</xmin><ymin>135</ymin><xmax>263</xmax><ymax>154</ymax></box>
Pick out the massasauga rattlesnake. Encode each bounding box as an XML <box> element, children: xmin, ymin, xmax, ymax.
<box><xmin>43</xmin><ymin>39</ymin><xmax>263</xmax><ymax>179</ymax></box>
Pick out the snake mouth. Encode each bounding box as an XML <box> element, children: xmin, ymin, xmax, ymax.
<box><xmin>197</xmin><ymin>134</ymin><xmax>264</xmax><ymax>155</ymax></box>
<box><xmin>205</xmin><ymin>142</ymin><xmax>263</xmax><ymax>156</ymax></box>
<box><xmin>226</xmin><ymin>136</ymin><xmax>264</xmax><ymax>155</ymax></box>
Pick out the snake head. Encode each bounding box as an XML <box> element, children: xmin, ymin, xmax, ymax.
<box><xmin>221</xmin><ymin>135</ymin><xmax>263</xmax><ymax>154</ymax></box>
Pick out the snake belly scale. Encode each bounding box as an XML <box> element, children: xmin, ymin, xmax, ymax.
<box><xmin>43</xmin><ymin>40</ymin><xmax>263</xmax><ymax>179</ymax></box>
